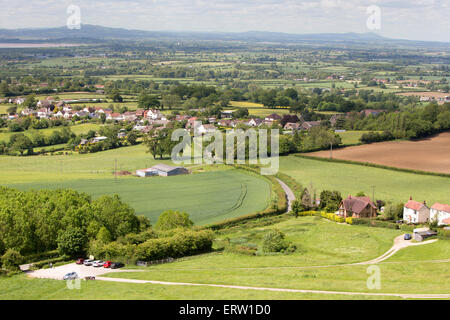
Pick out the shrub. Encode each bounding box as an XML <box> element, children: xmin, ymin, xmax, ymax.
<box><xmin>1</xmin><ymin>249</ymin><xmax>24</xmax><ymax>271</ymax></box>
<box><xmin>155</xmin><ymin>210</ymin><xmax>194</xmax><ymax>231</ymax></box>
<box><xmin>262</xmin><ymin>229</ymin><xmax>292</xmax><ymax>253</ymax></box>
<box><xmin>437</xmin><ymin>228</ymin><xmax>450</xmax><ymax>239</ymax></box>
<box><xmin>345</xmin><ymin>217</ymin><xmax>353</xmax><ymax>225</ymax></box>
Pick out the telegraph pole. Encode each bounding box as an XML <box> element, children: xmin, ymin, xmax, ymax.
<box><xmin>371</xmin><ymin>185</ymin><xmax>375</xmax><ymax>202</ymax></box>
<box><xmin>330</xmin><ymin>141</ymin><xmax>333</xmax><ymax>159</ymax></box>
<box><xmin>114</xmin><ymin>158</ymin><xmax>117</xmax><ymax>182</ymax></box>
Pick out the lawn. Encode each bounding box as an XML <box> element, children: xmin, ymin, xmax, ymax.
<box><xmin>7</xmin><ymin>169</ymin><xmax>271</xmax><ymax>225</ymax></box>
<box><xmin>278</xmin><ymin>155</ymin><xmax>450</xmax><ymax>205</ymax></box>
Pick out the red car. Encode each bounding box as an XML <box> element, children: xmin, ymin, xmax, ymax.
<box><xmin>103</xmin><ymin>261</ymin><xmax>112</xmax><ymax>268</ymax></box>
<box><xmin>76</xmin><ymin>258</ymin><xmax>85</xmax><ymax>265</ymax></box>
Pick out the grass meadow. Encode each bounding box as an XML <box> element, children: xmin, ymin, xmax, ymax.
<box><xmin>279</xmin><ymin>155</ymin><xmax>450</xmax><ymax>205</ymax></box>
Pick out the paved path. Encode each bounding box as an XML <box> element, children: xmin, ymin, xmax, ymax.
<box><xmin>275</xmin><ymin>178</ymin><xmax>296</xmax><ymax>212</ymax></box>
<box><xmin>95</xmin><ymin>276</ymin><xmax>450</xmax><ymax>299</ymax></box>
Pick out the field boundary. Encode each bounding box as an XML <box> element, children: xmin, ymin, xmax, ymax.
<box><xmin>295</xmin><ymin>154</ymin><xmax>450</xmax><ymax>178</ymax></box>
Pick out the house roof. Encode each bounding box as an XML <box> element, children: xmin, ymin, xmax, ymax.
<box><xmin>404</xmin><ymin>200</ymin><xmax>427</xmax><ymax>211</ymax></box>
<box><xmin>431</xmin><ymin>203</ymin><xmax>450</xmax><ymax>213</ymax></box>
<box><xmin>341</xmin><ymin>195</ymin><xmax>376</xmax><ymax>214</ymax></box>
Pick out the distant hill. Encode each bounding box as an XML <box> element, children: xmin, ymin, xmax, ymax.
<box><xmin>0</xmin><ymin>24</ymin><xmax>448</xmax><ymax>47</ymax></box>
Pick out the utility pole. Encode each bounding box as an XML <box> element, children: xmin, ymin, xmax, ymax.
<box><xmin>371</xmin><ymin>185</ymin><xmax>375</xmax><ymax>202</ymax></box>
<box><xmin>114</xmin><ymin>158</ymin><xmax>117</xmax><ymax>182</ymax></box>
<box><xmin>330</xmin><ymin>141</ymin><xmax>333</xmax><ymax>159</ymax></box>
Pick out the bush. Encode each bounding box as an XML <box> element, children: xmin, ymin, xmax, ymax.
<box><xmin>345</xmin><ymin>217</ymin><xmax>353</xmax><ymax>224</ymax></box>
<box><xmin>262</xmin><ymin>229</ymin><xmax>295</xmax><ymax>253</ymax></box>
<box><xmin>437</xmin><ymin>228</ymin><xmax>450</xmax><ymax>239</ymax></box>
<box><xmin>155</xmin><ymin>210</ymin><xmax>194</xmax><ymax>231</ymax></box>
<box><xmin>1</xmin><ymin>249</ymin><xmax>24</xmax><ymax>271</ymax></box>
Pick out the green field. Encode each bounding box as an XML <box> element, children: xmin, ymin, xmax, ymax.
<box><xmin>279</xmin><ymin>155</ymin><xmax>450</xmax><ymax>205</ymax></box>
<box><xmin>7</xmin><ymin>169</ymin><xmax>270</xmax><ymax>225</ymax></box>
<box><xmin>0</xmin><ymin>123</ymin><xmax>102</xmax><ymax>143</ymax></box>
<box><xmin>337</xmin><ymin>131</ymin><xmax>376</xmax><ymax>146</ymax></box>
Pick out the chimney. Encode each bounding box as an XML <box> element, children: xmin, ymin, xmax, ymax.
<box><xmin>410</xmin><ymin>196</ymin><xmax>412</xmax><ymax>200</ymax></box>
<box><xmin>423</xmin><ymin>200</ymin><xmax>427</xmax><ymax>205</ymax></box>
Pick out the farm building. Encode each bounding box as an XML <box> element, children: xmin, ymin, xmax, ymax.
<box><xmin>413</xmin><ymin>227</ymin><xmax>437</xmax><ymax>242</ymax></box>
<box><xmin>136</xmin><ymin>164</ymin><xmax>188</xmax><ymax>177</ymax></box>
<box><xmin>403</xmin><ymin>197</ymin><xmax>430</xmax><ymax>224</ymax></box>
<box><xmin>430</xmin><ymin>203</ymin><xmax>450</xmax><ymax>226</ymax></box>
<box><xmin>338</xmin><ymin>195</ymin><xmax>377</xmax><ymax>218</ymax></box>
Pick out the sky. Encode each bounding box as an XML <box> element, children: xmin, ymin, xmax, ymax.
<box><xmin>0</xmin><ymin>0</ymin><xmax>449</xmax><ymax>42</ymax></box>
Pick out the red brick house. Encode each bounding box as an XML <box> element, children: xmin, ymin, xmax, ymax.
<box><xmin>338</xmin><ymin>195</ymin><xmax>377</xmax><ymax>218</ymax></box>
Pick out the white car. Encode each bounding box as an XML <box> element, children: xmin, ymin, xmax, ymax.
<box><xmin>93</xmin><ymin>260</ymin><xmax>104</xmax><ymax>267</ymax></box>
<box><xmin>83</xmin><ymin>259</ymin><xmax>94</xmax><ymax>266</ymax></box>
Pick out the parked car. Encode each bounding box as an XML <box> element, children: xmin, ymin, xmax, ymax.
<box><xmin>63</xmin><ymin>272</ymin><xmax>78</xmax><ymax>280</ymax></box>
<box><xmin>76</xmin><ymin>258</ymin><xmax>85</xmax><ymax>265</ymax></box>
<box><xmin>103</xmin><ymin>261</ymin><xmax>112</xmax><ymax>268</ymax></box>
<box><xmin>83</xmin><ymin>259</ymin><xmax>94</xmax><ymax>266</ymax></box>
<box><xmin>93</xmin><ymin>260</ymin><xmax>104</xmax><ymax>267</ymax></box>
<box><xmin>110</xmin><ymin>262</ymin><xmax>124</xmax><ymax>269</ymax></box>
<box><xmin>404</xmin><ymin>234</ymin><xmax>412</xmax><ymax>240</ymax></box>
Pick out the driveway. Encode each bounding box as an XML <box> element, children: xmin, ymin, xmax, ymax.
<box><xmin>26</xmin><ymin>263</ymin><xmax>142</xmax><ymax>280</ymax></box>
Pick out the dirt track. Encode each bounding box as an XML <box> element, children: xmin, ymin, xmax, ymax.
<box><xmin>308</xmin><ymin>132</ymin><xmax>450</xmax><ymax>174</ymax></box>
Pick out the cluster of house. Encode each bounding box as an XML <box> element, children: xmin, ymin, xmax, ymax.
<box><xmin>136</xmin><ymin>164</ymin><xmax>189</xmax><ymax>177</ymax></box>
<box><xmin>337</xmin><ymin>195</ymin><xmax>450</xmax><ymax>227</ymax></box>
<box><xmin>403</xmin><ymin>197</ymin><xmax>450</xmax><ymax>226</ymax></box>
<box><xmin>419</xmin><ymin>95</ymin><xmax>450</xmax><ymax>104</ymax></box>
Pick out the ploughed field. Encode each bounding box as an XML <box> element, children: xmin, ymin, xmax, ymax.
<box><xmin>306</xmin><ymin>132</ymin><xmax>450</xmax><ymax>174</ymax></box>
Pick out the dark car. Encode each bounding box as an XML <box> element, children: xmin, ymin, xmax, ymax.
<box><xmin>404</xmin><ymin>233</ymin><xmax>412</xmax><ymax>240</ymax></box>
<box><xmin>111</xmin><ymin>262</ymin><xmax>124</xmax><ymax>269</ymax></box>
<box><xmin>76</xmin><ymin>258</ymin><xmax>85</xmax><ymax>265</ymax></box>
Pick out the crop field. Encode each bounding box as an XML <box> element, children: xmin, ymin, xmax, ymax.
<box><xmin>279</xmin><ymin>155</ymin><xmax>450</xmax><ymax>205</ymax></box>
<box><xmin>307</xmin><ymin>132</ymin><xmax>450</xmax><ymax>174</ymax></box>
<box><xmin>7</xmin><ymin>169</ymin><xmax>270</xmax><ymax>225</ymax></box>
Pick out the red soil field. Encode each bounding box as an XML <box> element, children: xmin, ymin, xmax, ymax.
<box><xmin>306</xmin><ymin>132</ymin><xmax>450</xmax><ymax>174</ymax></box>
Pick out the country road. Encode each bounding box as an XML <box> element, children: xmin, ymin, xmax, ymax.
<box><xmin>276</xmin><ymin>178</ymin><xmax>296</xmax><ymax>212</ymax></box>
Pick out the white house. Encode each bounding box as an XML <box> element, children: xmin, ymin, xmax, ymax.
<box><xmin>147</xmin><ymin>109</ymin><xmax>165</xmax><ymax>120</ymax></box>
<box><xmin>196</xmin><ymin>124</ymin><xmax>217</xmax><ymax>134</ymax></box>
<box><xmin>430</xmin><ymin>203</ymin><xmax>450</xmax><ymax>226</ymax></box>
<box><xmin>248</xmin><ymin>118</ymin><xmax>263</xmax><ymax>127</ymax></box>
<box><xmin>403</xmin><ymin>198</ymin><xmax>430</xmax><ymax>224</ymax></box>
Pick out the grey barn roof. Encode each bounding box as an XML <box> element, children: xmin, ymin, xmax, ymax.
<box><xmin>151</xmin><ymin>164</ymin><xmax>184</xmax><ymax>172</ymax></box>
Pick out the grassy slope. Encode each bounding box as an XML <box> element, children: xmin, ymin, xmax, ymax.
<box><xmin>279</xmin><ymin>155</ymin><xmax>450</xmax><ymax>204</ymax></box>
<box><xmin>0</xmin><ymin>275</ymin><xmax>395</xmax><ymax>300</ymax></box>
<box><xmin>100</xmin><ymin>216</ymin><xmax>448</xmax><ymax>295</ymax></box>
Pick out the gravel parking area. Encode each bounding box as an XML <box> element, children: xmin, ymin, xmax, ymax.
<box><xmin>26</xmin><ymin>263</ymin><xmax>135</xmax><ymax>280</ymax></box>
